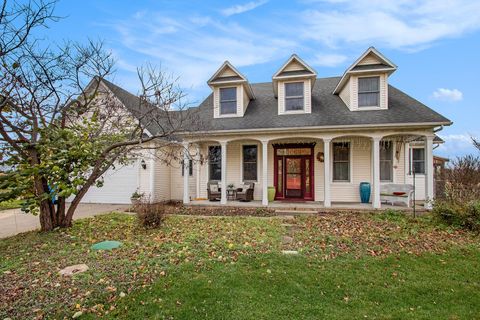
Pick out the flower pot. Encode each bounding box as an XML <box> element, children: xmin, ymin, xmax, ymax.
<box><xmin>267</xmin><ymin>187</ymin><xmax>276</xmax><ymax>202</ymax></box>
<box><xmin>359</xmin><ymin>182</ymin><xmax>371</xmax><ymax>203</ymax></box>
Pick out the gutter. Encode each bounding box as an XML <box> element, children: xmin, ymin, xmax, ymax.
<box><xmin>181</xmin><ymin>121</ymin><xmax>453</xmax><ymax>137</ymax></box>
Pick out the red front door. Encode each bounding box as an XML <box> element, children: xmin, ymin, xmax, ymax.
<box><xmin>274</xmin><ymin>144</ymin><xmax>314</xmax><ymax>201</ymax></box>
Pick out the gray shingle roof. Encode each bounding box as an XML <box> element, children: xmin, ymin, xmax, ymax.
<box><xmin>102</xmin><ymin>76</ymin><xmax>451</xmax><ymax>135</ymax></box>
<box><xmin>351</xmin><ymin>64</ymin><xmax>393</xmax><ymax>71</ymax></box>
<box><xmin>194</xmin><ymin>77</ymin><xmax>451</xmax><ymax>132</ymax></box>
<box><xmin>276</xmin><ymin>70</ymin><xmax>315</xmax><ymax>77</ymax></box>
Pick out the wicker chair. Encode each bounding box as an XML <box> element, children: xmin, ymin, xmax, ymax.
<box><xmin>236</xmin><ymin>182</ymin><xmax>255</xmax><ymax>202</ymax></box>
<box><xmin>207</xmin><ymin>181</ymin><xmax>221</xmax><ymax>201</ymax></box>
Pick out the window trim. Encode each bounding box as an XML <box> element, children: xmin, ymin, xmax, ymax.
<box><xmin>331</xmin><ymin>141</ymin><xmax>352</xmax><ymax>183</ymax></box>
<box><xmin>208</xmin><ymin>145</ymin><xmax>222</xmax><ymax>181</ymax></box>
<box><xmin>380</xmin><ymin>140</ymin><xmax>394</xmax><ymax>182</ymax></box>
<box><xmin>219</xmin><ymin>86</ymin><xmax>238</xmax><ymax>115</ymax></box>
<box><xmin>409</xmin><ymin>146</ymin><xmax>426</xmax><ymax>175</ymax></box>
<box><xmin>284</xmin><ymin>81</ymin><xmax>305</xmax><ymax>112</ymax></box>
<box><xmin>357</xmin><ymin>76</ymin><xmax>380</xmax><ymax>108</ymax></box>
<box><xmin>241</xmin><ymin>144</ymin><xmax>259</xmax><ymax>182</ymax></box>
<box><xmin>181</xmin><ymin>159</ymin><xmax>193</xmax><ymax>177</ymax></box>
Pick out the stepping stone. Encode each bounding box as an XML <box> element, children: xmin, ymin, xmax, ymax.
<box><xmin>282</xmin><ymin>235</ymin><xmax>294</xmax><ymax>244</ymax></box>
<box><xmin>282</xmin><ymin>250</ymin><xmax>299</xmax><ymax>255</ymax></box>
<box><xmin>59</xmin><ymin>264</ymin><xmax>89</xmax><ymax>276</ymax></box>
<box><xmin>91</xmin><ymin>240</ymin><xmax>122</xmax><ymax>251</ymax></box>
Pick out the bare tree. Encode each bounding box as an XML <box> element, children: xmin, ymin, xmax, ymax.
<box><xmin>0</xmin><ymin>1</ymin><xmax>199</xmax><ymax>231</ymax></box>
<box><xmin>473</xmin><ymin>137</ymin><xmax>480</xmax><ymax>152</ymax></box>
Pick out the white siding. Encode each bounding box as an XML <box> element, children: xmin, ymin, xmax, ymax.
<box><xmin>283</xmin><ymin>60</ymin><xmax>306</xmax><ymax>72</ymax></box>
<box><xmin>330</xmin><ymin>138</ymin><xmax>372</xmax><ymax>202</ymax></box>
<box><xmin>357</xmin><ymin>53</ymin><xmax>382</xmax><ymax>65</ymax></box>
<box><xmin>218</xmin><ymin>66</ymin><xmax>237</xmax><ymax>77</ymax></box>
<box><xmin>339</xmin><ymin>77</ymin><xmax>351</xmax><ymax>109</ymax></box>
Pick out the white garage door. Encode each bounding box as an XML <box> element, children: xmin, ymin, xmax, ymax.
<box><xmin>80</xmin><ymin>162</ymin><xmax>139</xmax><ymax>204</ymax></box>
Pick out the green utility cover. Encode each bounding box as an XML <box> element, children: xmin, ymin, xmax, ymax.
<box><xmin>91</xmin><ymin>240</ymin><xmax>122</xmax><ymax>250</ymax></box>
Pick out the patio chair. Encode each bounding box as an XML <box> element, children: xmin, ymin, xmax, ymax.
<box><xmin>207</xmin><ymin>181</ymin><xmax>221</xmax><ymax>201</ymax></box>
<box><xmin>236</xmin><ymin>182</ymin><xmax>255</xmax><ymax>202</ymax></box>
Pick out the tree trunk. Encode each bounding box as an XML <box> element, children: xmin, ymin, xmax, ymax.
<box><xmin>39</xmin><ymin>199</ymin><xmax>55</xmax><ymax>231</ymax></box>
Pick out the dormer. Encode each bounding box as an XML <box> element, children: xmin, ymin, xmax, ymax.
<box><xmin>208</xmin><ymin>61</ymin><xmax>255</xmax><ymax>118</ymax></box>
<box><xmin>272</xmin><ymin>54</ymin><xmax>317</xmax><ymax>115</ymax></box>
<box><xmin>333</xmin><ymin>47</ymin><xmax>397</xmax><ymax>111</ymax></box>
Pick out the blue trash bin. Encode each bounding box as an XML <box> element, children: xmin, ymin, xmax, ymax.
<box><xmin>359</xmin><ymin>182</ymin><xmax>371</xmax><ymax>203</ymax></box>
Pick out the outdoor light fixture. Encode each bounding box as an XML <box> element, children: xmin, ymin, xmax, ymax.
<box><xmin>317</xmin><ymin>152</ymin><xmax>324</xmax><ymax>162</ymax></box>
<box><xmin>140</xmin><ymin>159</ymin><xmax>147</xmax><ymax>170</ymax></box>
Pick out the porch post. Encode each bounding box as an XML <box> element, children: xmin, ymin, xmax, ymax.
<box><xmin>372</xmin><ymin>137</ymin><xmax>381</xmax><ymax>209</ymax></box>
<box><xmin>424</xmin><ymin>135</ymin><xmax>434</xmax><ymax>209</ymax></box>
<box><xmin>195</xmin><ymin>144</ymin><xmax>201</xmax><ymax>199</ymax></box>
<box><xmin>182</xmin><ymin>142</ymin><xmax>190</xmax><ymax>204</ymax></box>
<box><xmin>220</xmin><ymin>141</ymin><xmax>228</xmax><ymax>205</ymax></box>
<box><xmin>261</xmin><ymin>139</ymin><xmax>269</xmax><ymax>206</ymax></box>
<box><xmin>323</xmin><ymin>138</ymin><xmax>331</xmax><ymax>208</ymax></box>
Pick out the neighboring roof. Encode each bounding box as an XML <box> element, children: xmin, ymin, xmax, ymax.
<box><xmin>333</xmin><ymin>47</ymin><xmax>397</xmax><ymax>94</ymax></box>
<box><xmin>193</xmin><ymin>77</ymin><xmax>451</xmax><ymax>132</ymax></box>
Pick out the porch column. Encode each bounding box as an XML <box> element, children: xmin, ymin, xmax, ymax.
<box><xmin>220</xmin><ymin>141</ymin><xmax>228</xmax><ymax>205</ymax></box>
<box><xmin>149</xmin><ymin>150</ymin><xmax>156</xmax><ymax>203</ymax></box>
<box><xmin>372</xmin><ymin>137</ymin><xmax>381</xmax><ymax>209</ymax></box>
<box><xmin>261</xmin><ymin>139</ymin><xmax>269</xmax><ymax>206</ymax></box>
<box><xmin>183</xmin><ymin>142</ymin><xmax>190</xmax><ymax>204</ymax></box>
<box><xmin>195</xmin><ymin>144</ymin><xmax>201</xmax><ymax>199</ymax></box>
<box><xmin>424</xmin><ymin>135</ymin><xmax>434</xmax><ymax>209</ymax></box>
<box><xmin>323</xmin><ymin>138</ymin><xmax>331</xmax><ymax>207</ymax></box>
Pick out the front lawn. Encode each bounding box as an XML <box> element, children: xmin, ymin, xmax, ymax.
<box><xmin>0</xmin><ymin>198</ymin><xmax>22</xmax><ymax>211</ymax></box>
<box><xmin>0</xmin><ymin>211</ymin><xmax>478</xmax><ymax>319</ymax></box>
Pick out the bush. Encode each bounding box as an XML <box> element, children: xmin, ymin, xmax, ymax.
<box><xmin>135</xmin><ymin>199</ymin><xmax>166</xmax><ymax>229</ymax></box>
<box><xmin>444</xmin><ymin>155</ymin><xmax>480</xmax><ymax>203</ymax></box>
<box><xmin>433</xmin><ymin>200</ymin><xmax>480</xmax><ymax>232</ymax></box>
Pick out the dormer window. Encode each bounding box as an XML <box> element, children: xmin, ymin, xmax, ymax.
<box><xmin>220</xmin><ymin>87</ymin><xmax>237</xmax><ymax>115</ymax></box>
<box><xmin>285</xmin><ymin>82</ymin><xmax>304</xmax><ymax>111</ymax></box>
<box><xmin>358</xmin><ymin>76</ymin><xmax>380</xmax><ymax>108</ymax></box>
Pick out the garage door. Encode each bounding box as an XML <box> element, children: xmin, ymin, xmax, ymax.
<box><xmin>80</xmin><ymin>162</ymin><xmax>139</xmax><ymax>204</ymax></box>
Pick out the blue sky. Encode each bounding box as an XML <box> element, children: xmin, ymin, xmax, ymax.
<box><xmin>42</xmin><ymin>0</ymin><xmax>480</xmax><ymax>158</ymax></box>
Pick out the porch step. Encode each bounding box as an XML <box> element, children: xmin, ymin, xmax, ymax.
<box><xmin>275</xmin><ymin>209</ymin><xmax>318</xmax><ymax>215</ymax></box>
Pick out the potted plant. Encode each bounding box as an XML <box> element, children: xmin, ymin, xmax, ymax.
<box><xmin>130</xmin><ymin>190</ymin><xmax>144</xmax><ymax>205</ymax></box>
<box><xmin>227</xmin><ymin>183</ymin><xmax>235</xmax><ymax>190</ymax></box>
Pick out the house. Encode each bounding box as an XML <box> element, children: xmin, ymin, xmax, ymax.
<box><xmin>81</xmin><ymin>47</ymin><xmax>451</xmax><ymax>209</ymax></box>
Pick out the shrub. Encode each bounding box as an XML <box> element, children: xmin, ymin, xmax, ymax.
<box><xmin>433</xmin><ymin>200</ymin><xmax>480</xmax><ymax>232</ymax></box>
<box><xmin>443</xmin><ymin>155</ymin><xmax>480</xmax><ymax>203</ymax></box>
<box><xmin>135</xmin><ymin>199</ymin><xmax>166</xmax><ymax>229</ymax></box>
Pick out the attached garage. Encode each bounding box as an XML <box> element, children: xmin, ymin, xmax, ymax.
<box><xmin>79</xmin><ymin>162</ymin><xmax>139</xmax><ymax>204</ymax></box>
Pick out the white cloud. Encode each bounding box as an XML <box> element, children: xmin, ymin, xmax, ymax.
<box><xmin>312</xmin><ymin>53</ymin><xmax>348</xmax><ymax>67</ymax></box>
<box><xmin>436</xmin><ymin>133</ymin><xmax>477</xmax><ymax>158</ymax></box>
<box><xmin>221</xmin><ymin>0</ymin><xmax>268</xmax><ymax>17</ymax></box>
<box><xmin>301</xmin><ymin>0</ymin><xmax>480</xmax><ymax>50</ymax></box>
<box><xmin>432</xmin><ymin>88</ymin><xmax>463</xmax><ymax>102</ymax></box>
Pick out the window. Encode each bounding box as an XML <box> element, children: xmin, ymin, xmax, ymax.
<box><xmin>333</xmin><ymin>142</ymin><xmax>350</xmax><ymax>181</ymax></box>
<box><xmin>358</xmin><ymin>76</ymin><xmax>380</xmax><ymax>107</ymax></box>
<box><xmin>209</xmin><ymin>146</ymin><xmax>222</xmax><ymax>180</ymax></box>
<box><xmin>380</xmin><ymin>141</ymin><xmax>393</xmax><ymax>181</ymax></box>
<box><xmin>285</xmin><ymin>82</ymin><xmax>304</xmax><ymax>111</ymax></box>
<box><xmin>243</xmin><ymin>145</ymin><xmax>257</xmax><ymax>181</ymax></box>
<box><xmin>410</xmin><ymin>147</ymin><xmax>425</xmax><ymax>174</ymax></box>
<box><xmin>220</xmin><ymin>87</ymin><xmax>237</xmax><ymax>115</ymax></box>
<box><xmin>182</xmin><ymin>159</ymin><xmax>193</xmax><ymax>176</ymax></box>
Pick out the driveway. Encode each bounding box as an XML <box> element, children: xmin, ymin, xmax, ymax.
<box><xmin>0</xmin><ymin>203</ymin><xmax>131</xmax><ymax>239</ymax></box>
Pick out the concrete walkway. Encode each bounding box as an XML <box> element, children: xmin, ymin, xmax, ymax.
<box><xmin>0</xmin><ymin>203</ymin><xmax>131</xmax><ymax>239</ymax></box>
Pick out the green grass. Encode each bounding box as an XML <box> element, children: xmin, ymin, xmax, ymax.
<box><xmin>0</xmin><ymin>211</ymin><xmax>478</xmax><ymax>319</ymax></box>
<box><xmin>103</xmin><ymin>250</ymin><xmax>480</xmax><ymax>320</ymax></box>
<box><xmin>0</xmin><ymin>198</ymin><xmax>22</xmax><ymax>211</ymax></box>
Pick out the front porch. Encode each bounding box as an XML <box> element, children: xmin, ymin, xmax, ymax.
<box><xmin>181</xmin><ymin>132</ymin><xmax>435</xmax><ymax>210</ymax></box>
<box><xmin>187</xmin><ymin>199</ymin><xmax>425</xmax><ymax>211</ymax></box>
